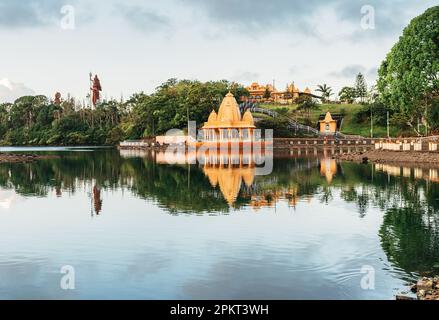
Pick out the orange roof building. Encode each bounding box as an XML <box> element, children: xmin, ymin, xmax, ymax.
<box><xmin>319</xmin><ymin>112</ymin><xmax>337</xmax><ymax>134</ymax></box>
<box><xmin>245</xmin><ymin>82</ymin><xmax>313</xmax><ymax>103</ymax></box>
<box><xmin>202</xmin><ymin>92</ymin><xmax>256</xmax><ymax>143</ymax></box>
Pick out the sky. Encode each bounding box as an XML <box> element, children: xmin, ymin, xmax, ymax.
<box><xmin>0</xmin><ymin>0</ymin><xmax>437</xmax><ymax>103</ymax></box>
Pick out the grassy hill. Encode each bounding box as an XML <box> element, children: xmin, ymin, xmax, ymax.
<box><xmin>256</xmin><ymin>103</ymin><xmax>404</xmax><ymax>138</ymax></box>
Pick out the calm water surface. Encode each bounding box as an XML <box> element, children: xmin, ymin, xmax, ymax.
<box><xmin>0</xmin><ymin>147</ymin><xmax>438</xmax><ymax>299</ymax></box>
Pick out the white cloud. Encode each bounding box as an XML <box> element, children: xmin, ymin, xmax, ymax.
<box><xmin>0</xmin><ymin>79</ymin><xmax>35</xmax><ymax>103</ymax></box>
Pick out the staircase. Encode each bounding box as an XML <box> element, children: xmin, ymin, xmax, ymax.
<box><xmin>241</xmin><ymin>103</ymin><xmax>347</xmax><ymax>138</ymax></box>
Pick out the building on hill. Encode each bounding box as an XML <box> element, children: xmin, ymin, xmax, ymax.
<box><xmin>318</xmin><ymin>112</ymin><xmax>343</xmax><ymax>134</ymax></box>
<box><xmin>245</xmin><ymin>82</ymin><xmax>313</xmax><ymax>104</ymax></box>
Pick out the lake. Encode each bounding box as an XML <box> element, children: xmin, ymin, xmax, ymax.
<box><xmin>0</xmin><ymin>147</ymin><xmax>437</xmax><ymax>299</ymax></box>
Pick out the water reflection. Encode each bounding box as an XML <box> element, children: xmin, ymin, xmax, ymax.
<box><xmin>320</xmin><ymin>158</ymin><xmax>338</xmax><ymax>183</ymax></box>
<box><xmin>1</xmin><ymin>149</ymin><xmax>438</xmax><ymax>216</ymax></box>
<box><xmin>375</xmin><ymin>163</ymin><xmax>439</xmax><ymax>183</ymax></box>
<box><xmin>203</xmin><ymin>165</ymin><xmax>254</xmax><ymax>206</ymax></box>
<box><xmin>0</xmin><ymin>148</ymin><xmax>438</xmax><ymax>298</ymax></box>
<box><xmin>93</xmin><ymin>185</ymin><xmax>103</xmax><ymax>215</ymax></box>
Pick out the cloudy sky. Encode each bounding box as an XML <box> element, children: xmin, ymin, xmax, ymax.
<box><xmin>0</xmin><ymin>0</ymin><xmax>437</xmax><ymax>103</ymax></box>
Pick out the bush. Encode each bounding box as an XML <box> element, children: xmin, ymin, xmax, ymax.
<box><xmin>66</xmin><ymin>132</ymin><xmax>89</xmax><ymax>145</ymax></box>
<box><xmin>257</xmin><ymin>118</ymin><xmax>295</xmax><ymax>138</ymax></box>
<box><xmin>354</xmin><ymin>102</ymin><xmax>390</xmax><ymax>126</ymax></box>
<box><xmin>105</xmin><ymin>126</ymin><xmax>126</xmax><ymax>145</ymax></box>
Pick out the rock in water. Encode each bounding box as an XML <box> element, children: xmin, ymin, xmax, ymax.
<box><xmin>417</xmin><ymin>278</ymin><xmax>433</xmax><ymax>291</ymax></box>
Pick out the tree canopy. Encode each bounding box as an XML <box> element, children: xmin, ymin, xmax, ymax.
<box><xmin>338</xmin><ymin>86</ymin><xmax>357</xmax><ymax>104</ymax></box>
<box><xmin>316</xmin><ymin>84</ymin><xmax>333</xmax><ymax>103</ymax></box>
<box><xmin>355</xmin><ymin>73</ymin><xmax>368</xmax><ymax>103</ymax></box>
<box><xmin>377</xmin><ymin>6</ymin><xmax>439</xmax><ymax>132</ymax></box>
<box><xmin>0</xmin><ymin>79</ymin><xmax>249</xmax><ymax>146</ymax></box>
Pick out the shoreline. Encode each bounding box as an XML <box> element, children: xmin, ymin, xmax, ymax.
<box><xmin>397</xmin><ymin>277</ymin><xmax>439</xmax><ymax>300</ymax></box>
<box><xmin>335</xmin><ymin>150</ymin><xmax>439</xmax><ymax>166</ymax></box>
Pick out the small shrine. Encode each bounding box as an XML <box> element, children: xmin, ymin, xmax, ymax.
<box><xmin>319</xmin><ymin>112</ymin><xmax>338</xmax><ymax>134</ymax></box>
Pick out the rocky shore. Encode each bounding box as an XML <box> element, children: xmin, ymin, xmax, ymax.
<box><xmin>335</xmin><ymin>150</ymin><xmax>439</xmax><ymax>166</ymax></box>
<box><xmin>0</xmin><ymin>153</ymin><xmax>55</xmax><ymax>163</ymax></box>
<box><xmin>397</xmin><ymin>277</ymin><xmax>439</xmax><ymax>300</ymax></box>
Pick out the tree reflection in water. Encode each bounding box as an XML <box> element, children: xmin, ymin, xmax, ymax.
<box><xmin>0</xmin><ymin>148</ymin><xmax>437</xmax><ymax>278</ymax></box>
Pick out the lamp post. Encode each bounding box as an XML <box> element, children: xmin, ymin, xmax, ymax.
<box><xmin>387</xmin><ymin>111</ymin><xmax>390</xmax><ymax>138</ymax></box>
<box><xmin>187</xmin><ymin>104</ymin><xmax>189</xmax><ymax>133</ymax></box>
<box><xmin>425</xmin><ymin>104</ymin><xmax>429</xmax><ymax>137</ymax></box>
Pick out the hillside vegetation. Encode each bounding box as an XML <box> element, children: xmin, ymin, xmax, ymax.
<box><xmin>256</xmin><ymin>103</ymin><xmax>411</xmax><ymax>138</ymax></box>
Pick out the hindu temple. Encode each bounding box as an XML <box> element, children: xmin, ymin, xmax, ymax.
<box><xmin>201</xmin><ymin>92</ymin><xmax>256</xmax><ymax>144</ymax></box>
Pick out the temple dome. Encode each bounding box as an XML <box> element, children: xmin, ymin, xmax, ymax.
<box><xmin>323</xmin><ymin>111</ymin><xmax>334</xmax><ymax>122</ymax></box>
<box><xmin>241</xmin><ymin>168</ymin><xmax>255</xmax><ymax>187</ymax></box>
<box><xmin>204</xmin><ymin>167</ymin><xmax>219</xmax><ymax>187</ymax></box>
<box><xmin>207</xmin><ymin>110</ymin><xmax>217</xmax><ymax>122</ymax></box>
<box><xmin>242</xmin><ymin>110</ymin><xmax>254</xmax><ymax>125</ymax></box>
<box><xmin>217</xmin><ymin>92</ymin><xmax>241</xmax><ymax>123</ymax></box>
<box><xmin>304</xmin><ymin>87</ymin><xmax>311</xmax><ymax>94</ymax></box>
<box><xmin>217</xmin><ymin>168</ymin><xmax>242</xmax><ymax>206</ymax></box>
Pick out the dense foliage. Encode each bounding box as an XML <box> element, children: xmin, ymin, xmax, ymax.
<box><xmin>0</xmin><ymin>95</ymin><xmax>127</xmax><ymax>146</ymax></box>
<box><xmin>0</xmin><ymin>79</ymin><xmax>248</xmax><ymax>145</ymax></box>
<box><xmin>123</xmin><ymin>79</ymin><xmax>248</xmax><ymax>139</ymax></box>
<box><xmin>338</xmin><ymin>86</ymin><xmax>357</xmax><ymax>104</ymax></box>
<box><xmin>377</xmin><ymin>6</ymin><xmax>439</xmax><ymax>133</ymax></box>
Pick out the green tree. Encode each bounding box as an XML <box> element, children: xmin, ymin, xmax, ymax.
<box><xmin>338</xmin><ymin>86</ymin><xmax>356</xmax><ymax>104</ymax></box>
<box><xmin>355</xmin><ymin>73</ymin><xmax>367</xmax><ymax>103</ymax></box>
<box><xmin>316</xmin><ymin>84</ymin><xmax>333</xmax><ymax>103</ymax></box>
<box><xmin>296</xmin><ymin>95</ymin><xmax>318</xmax><ymax>122</ymax></box>
<box><xmin>256</xmin><ymin>117</ymin><xmax>294</xmax><ymax>138</ymax></box>
<box><xmin>121</xmin><ymin>79</ymin><xmax>248</xmax><ymax>137</ymax></box>
<box><xmin>377</xmin><ymin>6</ymin><xmax>439</xmax><ymax>134</ymax></box>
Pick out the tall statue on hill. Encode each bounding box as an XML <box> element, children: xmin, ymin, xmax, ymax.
<box><xmin>90</xmin><ymin>73</ymin><xmax>102</xmax><ymax>108</ymax></box>
<box><xmin>54</xmin><ymin>92</ymin><xmax>62</xmax><ymax>105</ymax></box>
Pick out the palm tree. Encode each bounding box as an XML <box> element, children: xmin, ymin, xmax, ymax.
<box><xmin>316</xmin><ymin>84</ymin><xmax>333</xmax><ymax>103</ymax></box>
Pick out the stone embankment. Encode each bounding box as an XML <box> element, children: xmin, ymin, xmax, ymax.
<box><xmin>397</xmin><ymin>277</ymin><xmax>439</xmax><ymax>300</ymax></box>
<box><xmin>335</xmin><ymin>150</ymin><xmax>439</xmax><ymax>165</ymax></box>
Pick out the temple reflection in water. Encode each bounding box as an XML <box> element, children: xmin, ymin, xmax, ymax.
<box><xmin>148</xmin><ymin>146</ymin><xmax>338</xmax><ymax>207</ymax></box>
<box><xmin>203</xmin><ymin>165</ymin><xmax>254</xmax><ymax>206</ymax></box>
<box><xmin>320</xmin><ymin>158</ymin><xmax>338</xmax><ymax>183</ymax></box>
<box><xmin>203</xmin><ymin>162</ymin><xmax>305</xmax><ymax>209</ymax></box>
<box><xmin>2</xmin><ymin>147</ymin><xmax>439</xmax><ymax>299</ymax></box>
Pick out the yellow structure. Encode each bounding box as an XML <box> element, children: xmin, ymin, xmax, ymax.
<box><xmin>246</xmin><ymin>82</ymin><xmax>312</xmax><ymax>104</ymax></box>
<box><xmin>247</xmin><ymin>82</ymin><xmax>274</xmax><ymax>100</ymax></box>
<box><xmin>202</xmin><ymin>92</ymin><xmax>256</xmax><ymax>143</ymax></box>
<box><xmin>303</xmin><ymin>87</ymin><xmax>312</xmax><ymax>95</ymax></box>
<box><xmin>319</xmin><ymin>112</ymin><xmax>337</xmax><ymax>134</ymax></box>
<box><xmin>203</xmin><ymin>162</ymin><xmax>302</xmax><ymax>208</ymax></box>
<box><xmin>203</xmin><ymin>165</ymin><xmax>255</xmax><ymax>206</ymax></box>
<box><xmin>320</xmin><ymin>158</ymin><xmax>337</xmax><ymax>183</ymax></box>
